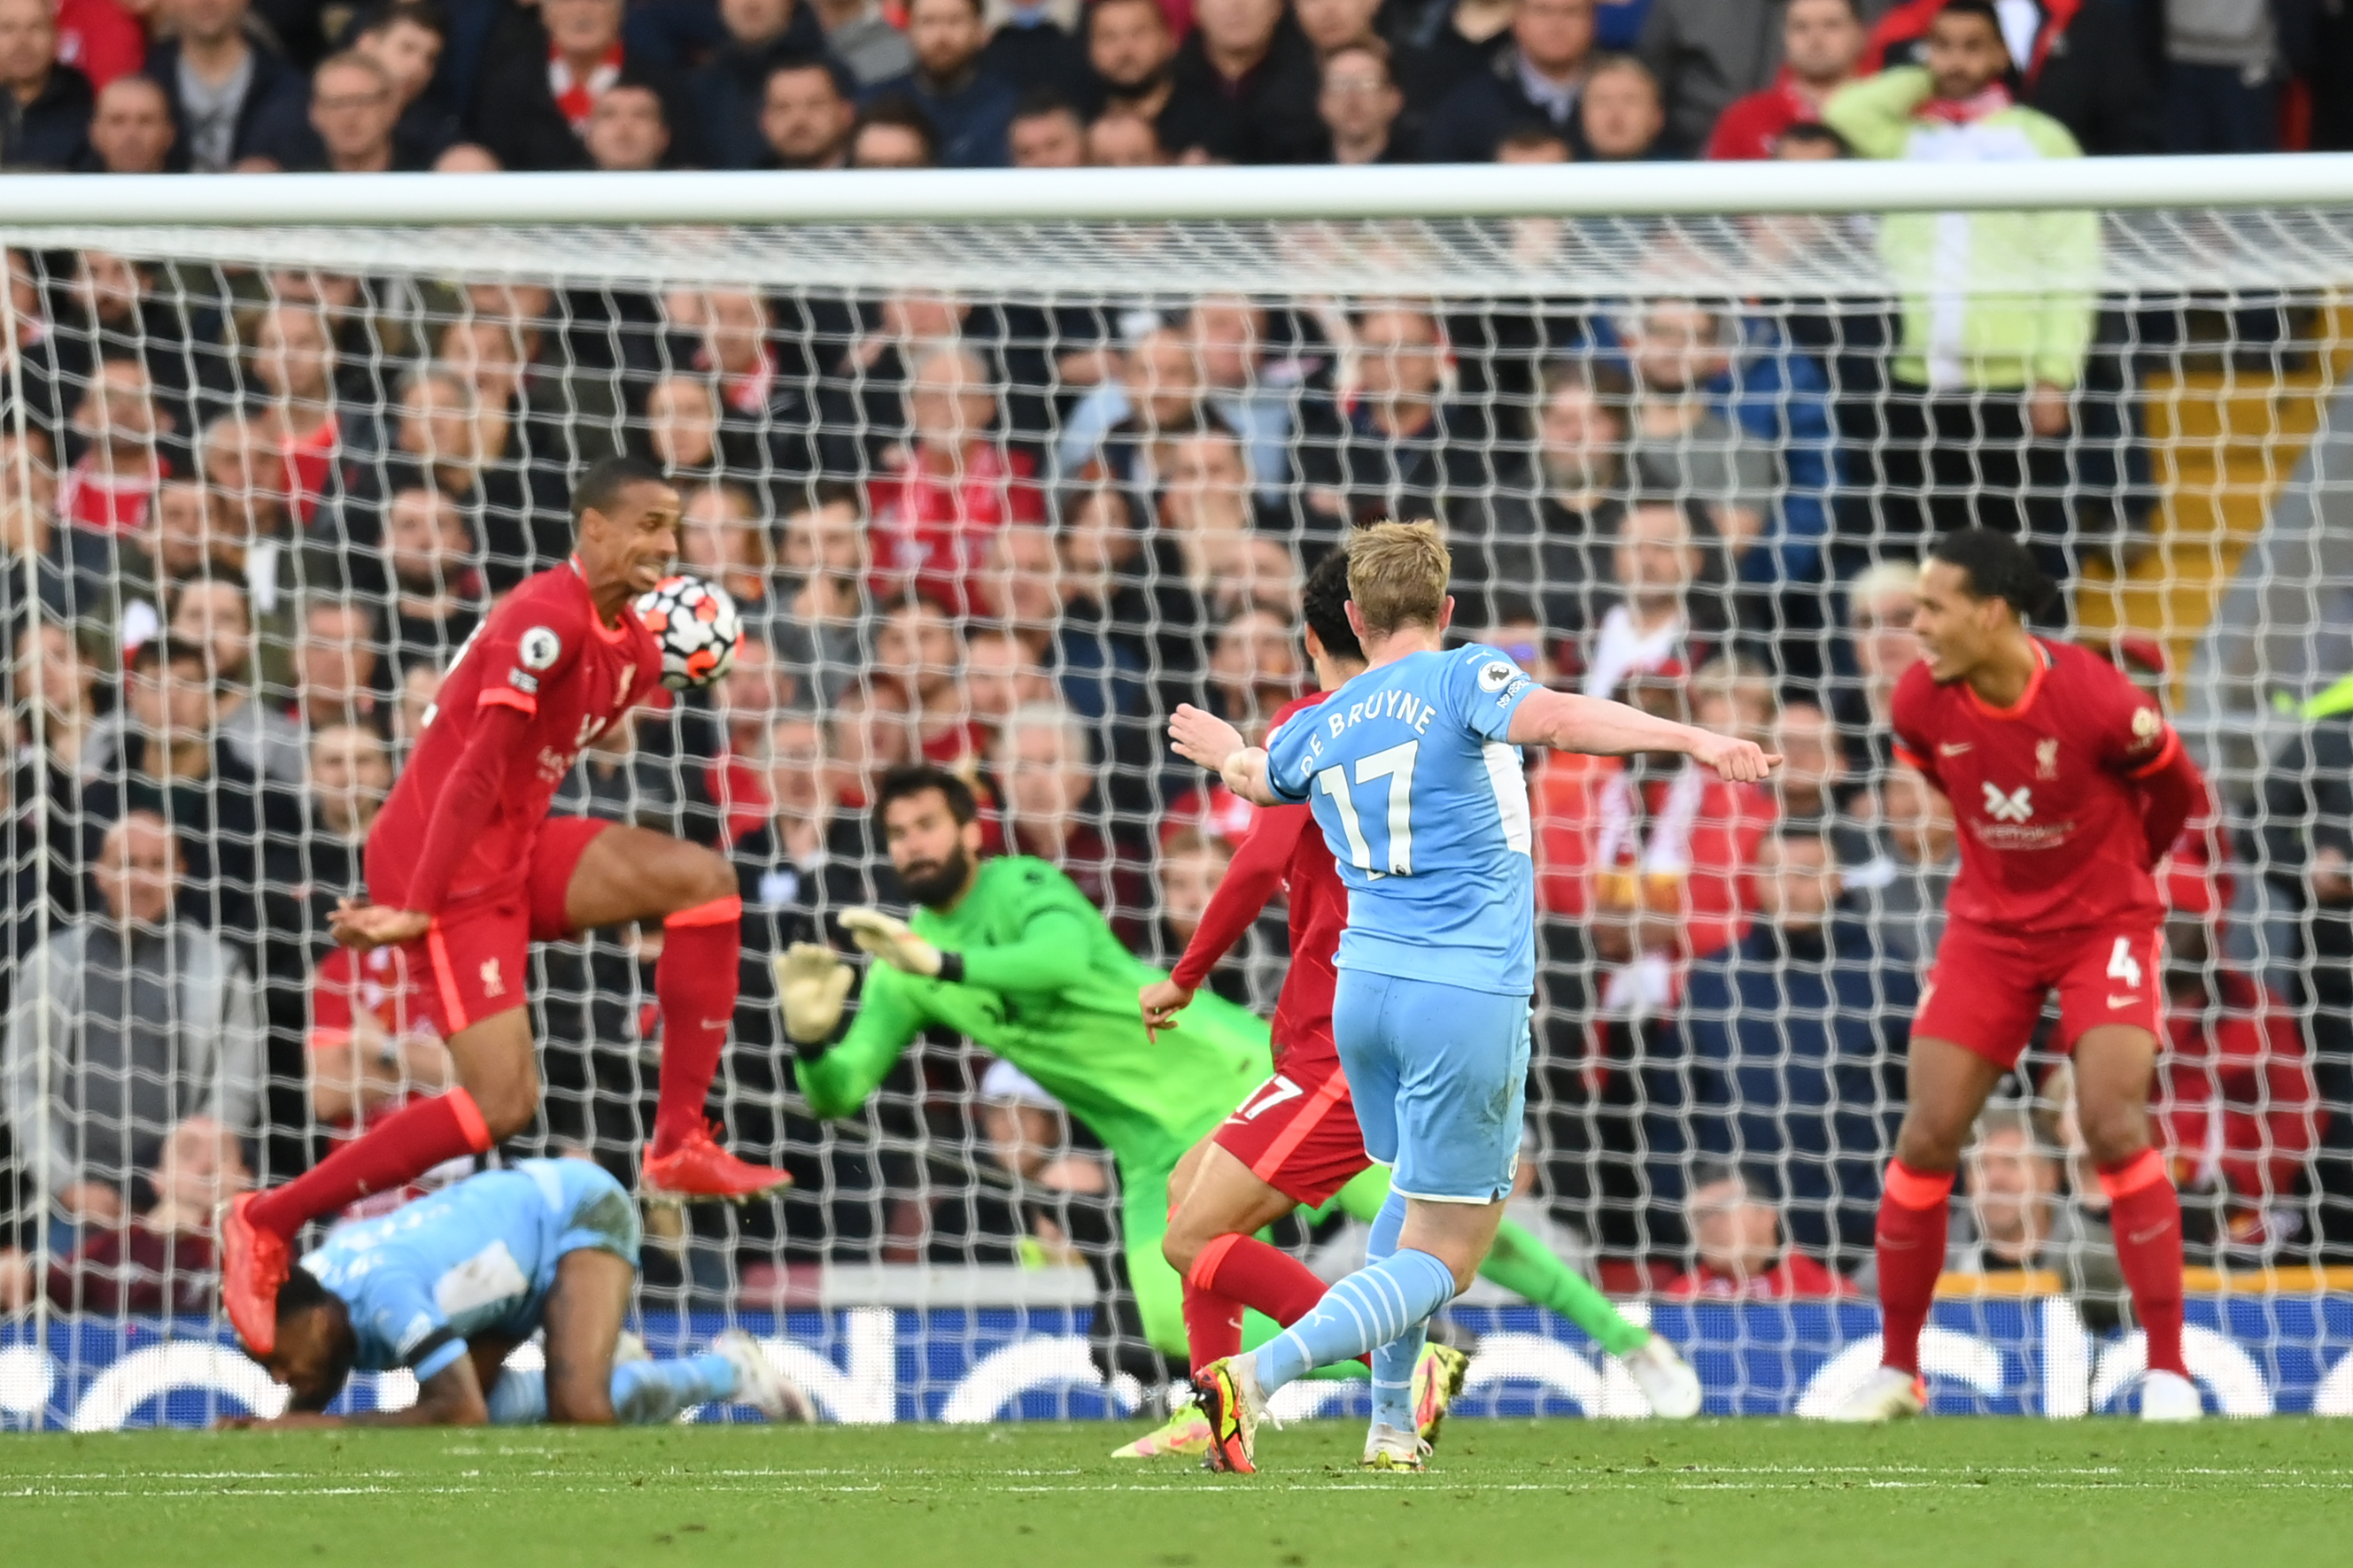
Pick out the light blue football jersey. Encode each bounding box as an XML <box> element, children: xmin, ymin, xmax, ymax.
<box><xmin>301</xmin><ymin>1160</ymin><xmax>640</xmax><ymax>1382</ymax></box>
<box><xmin>1265</xmin><ymin>643</ymin><xmax>1540</xmax><ymax>995</ymax></box>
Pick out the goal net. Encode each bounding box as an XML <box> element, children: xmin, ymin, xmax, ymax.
<box><xmin>4</xmin><ymin>166</ymin><xmax>2353</xmax><ymax>1427</ymax></box>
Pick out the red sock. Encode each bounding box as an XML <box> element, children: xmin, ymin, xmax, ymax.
<box><xmin>1180</xmin><ymin>1277</ymin><xmax>1245</xmax><ymax>1374</ymax></box>
<box><xmin>246</xmin><ymin>1089</ymin><xmax>493</xmax><ymax>1240</ymax></box>
<box><xmin>651</xmin><ymin>896</ymin><xmax>742</xmax><ymax>1155</ymax></box>
<box><xmin>1189</xmin><ymin>1232</ymin><xmax>1369</xmax><ymax>1368</ymax></box>
<box><xmin>1874</xmin><ymin>1160</ymin><xmax>1954</xmax><ymax>1376</ymax></box>
<box><xmin>2100</xmin><ymin>1149</ymin><xmax>2187</xmax><ymax>1378</ymax></box>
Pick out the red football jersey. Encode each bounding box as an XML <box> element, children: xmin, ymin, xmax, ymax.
<box><xmin>1173</xmin><ymin>691</ymin><xmax>1346</xmax><ymax>1083</ymax></box>
<box><xmin>1891</xmin><ymin>637</ymin><xmax>2179</xmax><ymax>934</ymax></box>
<box><xmin>371</xmin><ymin>560</ymin><xmax>662</xmax><ymax>906</ymax></box>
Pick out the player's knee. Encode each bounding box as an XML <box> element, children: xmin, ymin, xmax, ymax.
<box><xmin>1444</xmin><ymin>1254</ymin><xmax>1482</xmax><ymax>1297</ymax></box>
<box><xmin>2078</xmin><ymin>1101</ymin><xmax>2149</xmax><ymax>1169</ymax></box>
<box><xmin>664</xmin><ymin>846</ymin><xmax>737</xmax><ymax>915</ymax></box>
<box><xmin>1893</xmin><ymin>1116</ymin><xmax>1964</xmax><ymax>1174</ymax></box>
<box><xmin>1161</xmin><ymin>1226</ymin><xmax>1202</xmax><ymax>1279</ymax></box>
<box><xmin>471</xmin><ymin>1071</ymin><xmax>540</xmax><ymax>1140</ymax></box>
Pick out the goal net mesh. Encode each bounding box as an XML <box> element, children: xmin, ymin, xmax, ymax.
<box><xmin>3</xmin><ymin>201</ymin><xmax>2351</xmax><ymax>1426</ymax></box>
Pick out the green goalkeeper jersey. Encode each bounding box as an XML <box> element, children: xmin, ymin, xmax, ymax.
<box><xmin>793</xmin><ymin>857</ymin><xmax>1273</xmax><ymax>1165</ymax></box>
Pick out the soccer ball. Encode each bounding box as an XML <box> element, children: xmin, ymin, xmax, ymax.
<box><xmin>635</xmin><ymin>573</ymin><xmax>742</xmax><ymax>691</ymax></box>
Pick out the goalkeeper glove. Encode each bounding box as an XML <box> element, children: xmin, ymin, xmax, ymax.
<box><xmin>840</xmin><ymin>907</ymin><xmax>964</xmax><ymax>982</ymax></box>
<box><xmin>774</xmin><ymin>944</ymin><xmax>855</xmax><ymax>1045</ymax></box>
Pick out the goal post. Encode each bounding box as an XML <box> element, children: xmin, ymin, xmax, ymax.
<box><xmin>4</xmin><ymin>159</ymin><xmax>2353</xmax><ymax>1428</ymax></box>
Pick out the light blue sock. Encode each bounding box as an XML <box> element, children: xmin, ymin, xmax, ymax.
<box><xmin>611</xmin><ymin>1355</ymin><xmax>741</xmax><ymax>1424</ymax></box>
<box><xmin>484</xmin><ymin>1355</ymin><xmax>740</xmax><ymax>1426</ymax></box>
<box><xmin>1256</xmin><ymin>1246</ymin><xmax>1456</xmax><ymax>1396</ymax></box>
<box><xmin>1363</xmin><ymin>1193</ymin><xmax>1425</xmax><ymax>1433</ymax></box>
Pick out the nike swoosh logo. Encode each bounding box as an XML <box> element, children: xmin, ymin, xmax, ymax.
<box><xmin>2107</xmin><ymin>995</ymin><xmax>2139</xmax><ymax>1008</ymax></box>
<box><xmin>2127</xmin><ymin>1224</ymin><xmax>2171</xmax><ymax>1246</ymax></box>
<box><xmin>1939</xmin><ymin>743</ymin><xmax>1973</xmax><ymax>757</ymax></box>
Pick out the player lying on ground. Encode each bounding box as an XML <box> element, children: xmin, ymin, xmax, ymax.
<box><xmin>1830</xmin><ymin>529</ymin><xmax>2209</xmax><ymax>1424</ymax></box>
<box><xmin>1124</xmin><ymin>547</ymin><xmax>1699</xmax><ymax>1461</ymax></box>
<box><xmin>230</xmin><ymin>1158</ymin><xmax>810</xmax><ymax>1427</ymax></box>
<box><xmin>771</xmin><ymin>762</ymin><xmax>1658</xmax><ymax>1447</ymax></box>
<box><xmin>1171</xmin><ymin>521</ymin><xmax>1776</xmax><ymax>1471</ymax></box>
<box><xmin>224</xmin><ymin>455</ymin><xmax>791</xmax><ymax>1358</ymax></box>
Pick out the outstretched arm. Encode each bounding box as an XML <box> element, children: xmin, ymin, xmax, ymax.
<box><xmin>1147</xmin><ymin>802</ymin><xmax>1309</xmax><ymax>1036</ymax></box>
<box><xmin>1505</xmin><ymin>688</ymin><xmax>1780</xmax><ymax>783</ymax></box>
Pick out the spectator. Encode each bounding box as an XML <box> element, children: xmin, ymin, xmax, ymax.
<box><xmin>1635</xmin><ymin>0</ymin><xmax>1814</xmax><ymax>156</ymax></box>
<box><xmin>50</xmin><ymin>251</ymin><xmax>201</xmax><ymax>451</ymax></box>
<box><xmin>1296</xmin><ymin>0</ymin><xmax>1382</xmax><ymax>59</ymax></box>
<box><xmin>1420</xmin><ymin>0</ymin><xmax>1597</xmax><ymax>163</ymax></box>
<box><xmin>348</xmin><ymin>0</ymin><xmax>461</xmax><ymax>165</ymax></box>
<box><xmin>1057</xmin><ymin>321</ymin><xmax>1204</xmax><ymax>491</ymax></box>
<box><xmin>1582</xmin><ymin>499</ymin><xmax>1730</xmax><ymax>700</ymax></box>
<box><xmin>1085</xmin><ymin>102</ymin><xmax>1166</xmax><ymax>163</ymax></box>
<box><xmin>0</xmin><ymin>0</ymin><xmax>93</xmax><ymax>169</ymax></box>
<box><xmin>961</xmin><ymin>623</ymin><xmax>1059</xmax><ymax>754</ymax></box>
<box><xmin>1151</xmin><ymin>825</ymin><xmax>1271</xmax><ymax>1007</ymax></box>
<box><xmin>1825</xmin><ymin>2</ymin><xmax>2096</xmax><ymax>583</ymax></box>
<box><xmin>1840</xmin><ymin>761</ymin><xmax>1953</xmax><ymax>967</ymax></box>
<box><xmin>377</xmin><ymin>476</ymin><xmax>484</xmax><ymax>670</ymax></box>
<box><xmin>866</xmin><ymin>343</ymin><xmax>1046</xmax><ymax>617</ymax></box>
<box><xmin>1704</xmin><ymin>0</ymin><xmax>1867</xmax><ymax>160</ymax></box>
<box><xmin>1327</xmin><ymin>303</ymin><xmax>1493</xmax><ymax>528</ymax></box>
<box><xmin>2164</xmin><ymin>0</ymin><xmax>2280</xmax><ymax>152</ymax></box>
<box><xmin>2161</xmin><ymin>905</ymin><xmax>2324</xmax><ymax>1258</ymax></box>
<box><xmin>11</xmin><ymin>621</ymin><xmax>101</xmax><ymax>778</ymax></box>
<box><xmin>1158</xmin><ymin>0</ymin><xmax>1323</xmax><ymax>163</ymax></box>
<box><xmin>1578</xmin><ymin>50</ymin><xmax>1667</xmax><ymax>158</ymax></box>
<box><xmin>2</xmin><ymin>429</ymin><xmax>106</xmax><ymax>630</ymax></box>
<box><xmin>81</xmin><ymin>73</ymin><xmax>180</xmax><ymax>173</ymax></box>
<box><xmin>270</xmin><ymin>50</ymin><xmax>414</xmax><ymax>173</ymax></box>
<box><xmin>166</xmin><ymin>568</ymin><xmax>306</xmax><ymax>783</ymax></box>
<box><xmin>872</xmin><ymin>0</ymin><xmax>1021</xmax><ymax>167</ymax></box>
<box><xmin>1</xmin><ymin>248</ymin><xmax>61</xmax><ymax>437</ymax></box>
<box><xmin>391</xmin><ymin>660</ymin><xmax>440</xmax><ymax>756</ymax></box>
<box><xmin>993</xmin><ymin>699</ymin><xmax>1149</xmax><ymax>931</ymax></box>
<box><xmin>1206</xmin><ymin>603</ymin><xmax>1304</xmax><ymax>741</ymax></box>
<box><xmin>1008</xmin><ymin>87</ymin><xmax>1087</xmax><ymax>166</ymax></box>
<box><xmin>1934</xmin><ymin>1103</ymin><xmax>2126</xmax><ymax>1314</ymax></box>
<box><xmin>57</xmin><ymin>351</ymin><xmax>171</xmax><ymax>539</ymax></box>
<box><xmin>982</xmin><ymin>0</ymin><xmax>1092</xmax><ymax>101</ymax></box>
<box><xmin>471</xmin><ymin>0</ymin><xmax>693</xmax><ymax>171</ymax></box>
<box><xmin>293</xmin><ymin>597</ymin><xmax>386</xmax><ymax>732</ymax></box>
<box><xmin>250</xmin><ymin>300</ymin><xmax>369</xmax><ymax>526</ymax></box>
<box><xmin>0</xmin><ymin>1113</ymin><xmax>249</xmax><ymax>1315</ymax></box>
<box><xmin>680</xmin><ymin>480</ymin><xmax>797</xmax><ymax>659</ymax></box>
<box><xmin>1612</xmin><ymin>292</ymin><xmax>1840</xmax><ymax>589</ymax></box>
<box><xmin>811</xmin><ymin>0</ymin><xmax>917</xmax><ymax>88</ymax></box>
<box><xmin>259</xmin><ymin>718</ymin><xmax>389</xmax><ymax>957</ymax></box>
<box><xmin>731</xmin><ymin>712</ymin><xmax>884</xmax><ymax>946</ymax></box>
<box><xmin>693</xmin><ymin>0</ymin><xmax>830</xmax><ymax>168</ymax></box>
<box><xmin>1679</xmin><ymin>827</ymin><xmax>1915</xmax><ymax>1264</ymax></box>
<box><xmin>386</xmin><ymin>363</ymin><xmax>569</xmax><ymax>591</ymax></box>
<box><xmin>757</xmin><ymin>54</ymin><xmax>856</xmax><ymax>168</ymax></box>
<box><xmin>147</xmin><ymin>0</ymin><xmax>305</xmax><ymax>174</ymax></box>
<box><xmin>3</xmin><ymin>810</ymin><xmax>262</xmax><ymax>1224</ymax></box>
<box><xmin>849</xmin><ymin>90</ymin><xmax>941</xmax><ymax>166</ymax></box>
<box><xmin>1084</xmin><ymin>0</ymin><xmax>1176</xmax><ymax>127</ymax></box>
<box><xmin>1829</xmin><ymin>557</ymin><xmax>1920</xmax><ymax>776</ymax></box>
<box><xmin>1399</xmin><ymin>0</ymin><xmax>1522</xmax><ymax>113</ymax></box>
<box><xmin>1470</xmin><ymin>358</ymin><xmax>1625</xmax><ymax>637</ymax></box>
<box><xmin>1660</xmin><ymin>1163</ymin><xmax>1856</xmax><ymax>1298</ymax></box>
<box><xmin>1862</xmin><ymin>0</ymin><xmax>2163</xmax><ymax>156</ymax></box>
<box><xmin>979</xmin><ymin>524</ymin><xmax>1149</xmax><ymax>724</ymax></box>
<box><xmin>1316</xmin><ymin>36</ymin><xmax>1410</xmax><ymax>162</ymax></box>
<box><xmin>1769</xmin><ymin>698</ymin><xmax>1870</xmax><ymax>855</ymax></box>
<box><xmin>1148</xmin><ymin>426</ymin><xmax>1296</xmax><ymax>695</ymax></box>
<box><xmin>583</xmin><ymin>79</ymin><xmax>670</xmax><ymax>170</ymax></box>
<box><xmin>773</xmin><ymin>479</ymin><xmax>872</xmax><ymax>698</ymax></box>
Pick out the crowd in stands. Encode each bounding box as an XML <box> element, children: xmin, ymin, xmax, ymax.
<box><xmin>4</xmin><ymin>0</ymin><xmax>2353</xmax><ymax>181</ymax></box>
<box><xmin>0</xmin><ymin>0</ymin><xmax>2347</xmax><ymax>1329</ymax></box>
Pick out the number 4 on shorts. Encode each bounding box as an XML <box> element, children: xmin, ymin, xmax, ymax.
<box><xmin>2107</xmin><ymin>936</ymin><xmax>2144</xmax><ymax>992</ymax></box>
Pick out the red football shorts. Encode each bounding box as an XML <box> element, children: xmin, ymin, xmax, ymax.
<box><xmin>1915</xmin><ymin>917</ymin><xmax>2165</xmax><ymax>1070</ymax></box>
<box><xmin>385</xmin><ymin>817</ymin><xmax>614</xmax><ymax>1037</ymax></box>
<box><xmin>1212</xmin><ymin>1052</ymin><xmax>1369</xmax><ymax>1209</ymax></box>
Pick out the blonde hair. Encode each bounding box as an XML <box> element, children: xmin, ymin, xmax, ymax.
<box><xmin>1344</xmin><ymin>519</ymin><xmax>1451</xmax><ymax>638</ymax></box>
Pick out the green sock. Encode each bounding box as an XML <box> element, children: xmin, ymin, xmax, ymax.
<box><xmin>1478</xmin><ymin>1218</ymin><xmax>1650</xmax><ymax>1358</ymax></box>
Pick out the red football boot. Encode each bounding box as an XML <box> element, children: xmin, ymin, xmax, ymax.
<box><xmin>640</xmin><ymin>1125</ymin><xmax>793</xmax><ymax>1204</ymax></box>
<box><xmin>221</xmin><ymin>1192</ymin><xmax>290</xmax><ymax>1356</ymax></box>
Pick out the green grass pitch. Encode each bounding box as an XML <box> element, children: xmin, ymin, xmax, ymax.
<box><xmin>5</xmin><ymin>1418</ymin><xmax>2349</xmax><ymax>1567</ymax></box>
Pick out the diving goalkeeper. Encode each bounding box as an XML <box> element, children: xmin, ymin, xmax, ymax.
<box><xmin>775</xmin><ymin>761</ymin><xmax>1679</xmax><ymax>1436</ymax></box>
